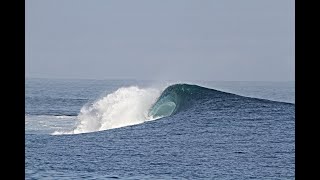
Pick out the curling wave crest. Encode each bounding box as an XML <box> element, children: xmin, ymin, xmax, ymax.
<box><xmin>53</xmin><ymin>84</ymin><xmax>234</xmax><ymax>135</ymax></box>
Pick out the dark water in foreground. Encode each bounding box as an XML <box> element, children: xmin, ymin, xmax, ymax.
<box><xmin>25</xmin><ymin>79</ymin><xmax>294</xmax><ymax>179</ymax></box>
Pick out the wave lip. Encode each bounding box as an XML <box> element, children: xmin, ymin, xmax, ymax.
<box><xmin>148</xmin><ymin>84</ymin><xmax>217</xmax><ymax>118</ymax></box>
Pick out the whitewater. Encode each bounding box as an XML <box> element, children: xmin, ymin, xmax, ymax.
<box><xmin>54</xmin><ymin>86</ymin><xmax>162</xmax><ymax>134</ymax></box>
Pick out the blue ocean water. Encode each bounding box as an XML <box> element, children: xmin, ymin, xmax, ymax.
<box><xmin>25</xmin><ymin>78</ymin><xmax>295</xmax><ymax>179</ymax></box>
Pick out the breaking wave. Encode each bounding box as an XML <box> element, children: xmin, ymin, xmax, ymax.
<box><xmin>53</xmin><ymin>83</ymin><xmax>283</xmax><ymax>135</ymax></box>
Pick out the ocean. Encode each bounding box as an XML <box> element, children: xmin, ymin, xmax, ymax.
<box><xmin>25</xmin><ymin>78</ymin><xmax>295</xmax><ymax>179</ymax></box>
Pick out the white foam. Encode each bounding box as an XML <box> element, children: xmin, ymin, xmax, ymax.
<box><xmin>25</xmin><ymin>115</ymin><xmax>77</xmax><ymax>135</ymax></box>
<box><xmin>55</xmin><ymin>86</ymin><xmax>162</xmax><ymax>135</ymax></box>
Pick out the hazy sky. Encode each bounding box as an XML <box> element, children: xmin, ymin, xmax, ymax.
<box><xmin>26</xmin><ymin>0</ymin><xmax>294</xmax><ymax>81</ymax></box>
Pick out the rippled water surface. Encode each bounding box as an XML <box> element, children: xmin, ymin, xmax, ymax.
<box><xmin>26</xmin><ymin>78</ymin><xmax>294</xmax><ymax>179</ymax></box>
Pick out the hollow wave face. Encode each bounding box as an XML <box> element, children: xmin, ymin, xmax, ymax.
<box><xmin>148</xmin><ymin>84</ymin><xmax>216</xmax><ymax>118</ymax></box>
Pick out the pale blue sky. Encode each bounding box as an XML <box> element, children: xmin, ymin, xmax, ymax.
<box><xmin>26</xmin><ymin>0</ymin><xmax>294</xmax><ymax>81</ymax></box>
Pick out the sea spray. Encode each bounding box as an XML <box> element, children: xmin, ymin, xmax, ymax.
<box><xmin>54</xmin><ymin>86</ymin><xmax>161</xmax><ymax>134</ymax></box>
